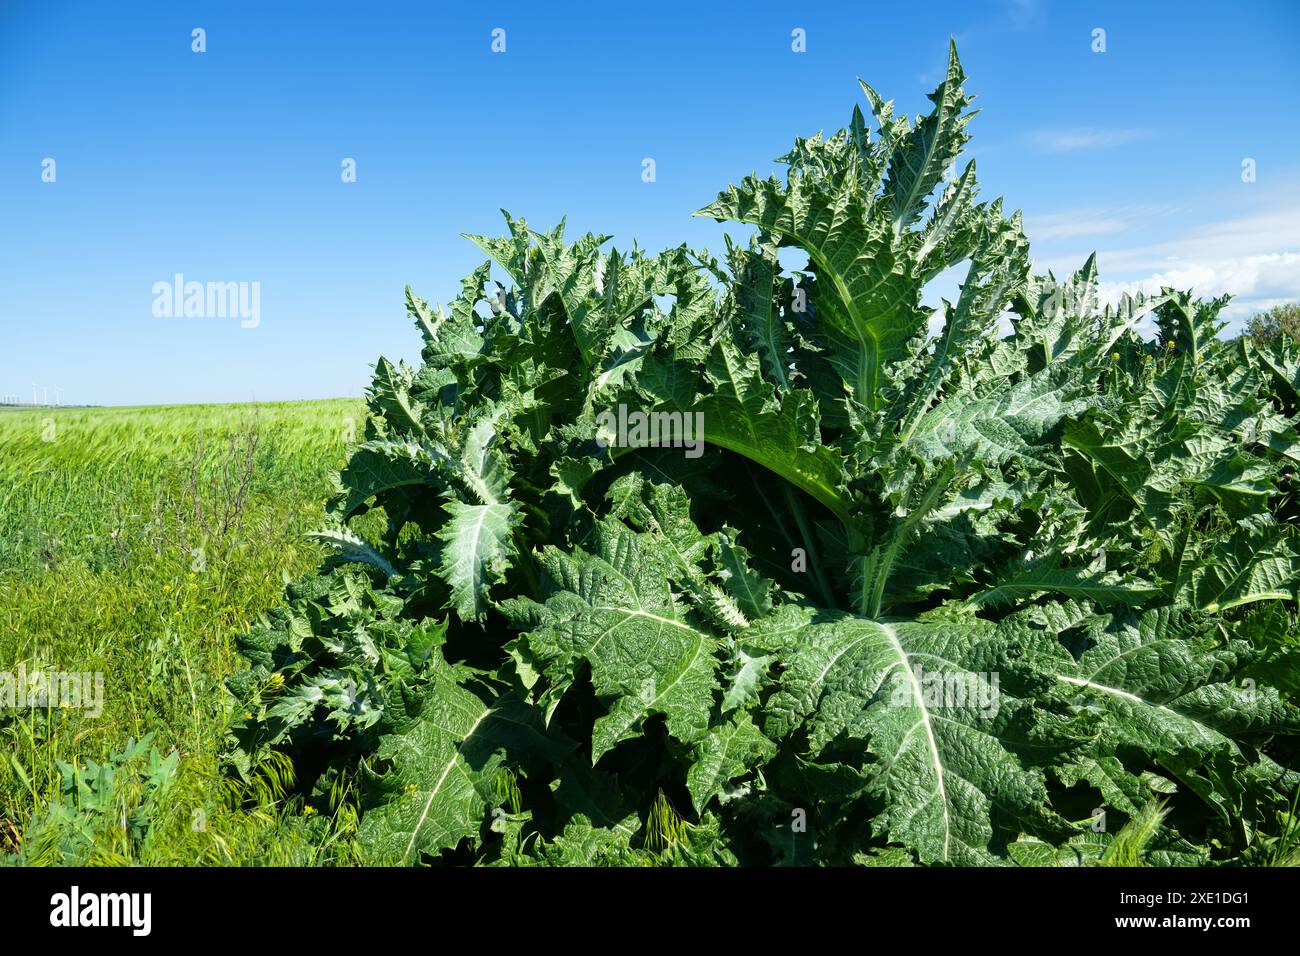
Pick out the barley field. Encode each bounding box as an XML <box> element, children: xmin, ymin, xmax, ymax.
<box><xmin>0</xmin><ymin>400</ymin><xmax>364</xmax><ymax>864</ymax></box>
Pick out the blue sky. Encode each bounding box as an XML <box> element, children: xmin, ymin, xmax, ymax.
<box><xmin>2</xmin><ymin>0</ymin><xmax>1298</xmax><ymax>406</ymax></box>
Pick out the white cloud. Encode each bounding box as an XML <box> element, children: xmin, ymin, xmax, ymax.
<box><xmin>1023</xmin><ymin>203</ymin><xmax>1179</xmax><ymax>242</ymax></box>
<box><xmin>1083</xmin><ymin>206</ymin><xmax>1300</xmax><ymax>275</ymax></box>
<box><xmin>1029</xmin><ymin>127</ymin><xmax>1153</xmax><ymax>154</ymax></box>
<box><xmin>1029</xmin><ymin>191</ymin><xmax>1300</xmax><ymax>331</ymax></box>
<box><xmin>932</xmin><ymin>182</ymin><xmax>1300</xmax><ymax>338</ymax></box>
<box><xmin>1025</xmin><ymin>214</ymin><xmax>1132</xmax><ymax>241</ymax></box>
<box><xmin>1098</xmin><ymin>252</ymin><xmax>1300</xmax><ymax>327</ymax></box>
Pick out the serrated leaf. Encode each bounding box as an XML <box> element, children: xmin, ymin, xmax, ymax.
<box><xmin>752</xmin><ymin>605</ymin><xmax>1057</xmax><ymax>864</ymax></box>
<box><xmin>503</xmin><ymin>517</ymin><xmax>719</xmax><ymax>762</ymax></box>
<box><xmin>687</xmin><ymin>712</ymin><xmax>775</xmax><ymax>812</ymax></box>
<box><xmin>360</xmin><ymin>680</ymin><xmax>569</xmax><ymax>865</ymax></box>
<box><xmin>436</xmin><ymin>500</ymin><xmax>519</xmax><ymax>621</ymax></box>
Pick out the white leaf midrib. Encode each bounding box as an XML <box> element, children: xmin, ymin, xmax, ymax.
<box><xmin>876</xmin><ymin>621</ymin><xmax>952</xmax><ymax>861</ymax></box>
<box><xmin>402</xmin><ymin>705</ymin><xmax>492</xmax><ymax>864</ymax></box>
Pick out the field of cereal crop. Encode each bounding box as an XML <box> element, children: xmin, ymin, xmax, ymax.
<box><xmin>0</xmin><ymin>400</ymin><xmax>364</xmax><ymax>864</ymax></box>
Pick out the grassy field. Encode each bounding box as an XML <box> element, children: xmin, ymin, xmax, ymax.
<box><xmin>0</xmin><ymin>400</ymin><xmax>363</xmax><ymax>864</ymax></box>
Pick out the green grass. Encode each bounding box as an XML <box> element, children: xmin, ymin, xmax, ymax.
<box><xmin>0</xmin><ymin>400</ymin><xmax>363</xmax><ymax>864</ymax></box>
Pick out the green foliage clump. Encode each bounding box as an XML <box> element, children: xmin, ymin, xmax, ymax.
<box><xmin>226</xmin><ymin>45</ymin><xmax>1300</xmax><ymax>866</ymax></box>
<box><xmin>5</xmin><ymin>735</ymin><xmax>178</xmax><ymax>866</ymax></box>
<box><xmin>1245</xmin><ymin>303</ymin><xmax>1300</xmax><ymax>345</ymax></box>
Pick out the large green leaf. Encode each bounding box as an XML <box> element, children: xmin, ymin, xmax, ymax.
<box><xmin>751</xmin><ymin>605</ymin><xmax>1061</xmax><ymax>864</ymax></box>
<box><xmin>360</xmin><ymin>679</ymin><xmax>570</xmax><ymax>865</ymax></box>
<box><xmin>436</xmin><ymin>499</ymin><xmax>519</xmax><ymax>620</ymax></box>
<box><xmin>505</xmin><ymin>516</ymin><xmax>720</xmax><ymax>761</ymax></box>
<box><xmin>1005</xmin><ymin>606</ymin><xmax>1300</xmax><ymax>820</ymax></box>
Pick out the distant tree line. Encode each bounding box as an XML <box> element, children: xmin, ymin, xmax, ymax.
<box><xmin>1243</xmin><ymin>302</ymin><xmax>1300</xmax><ymax>345</ymax></box>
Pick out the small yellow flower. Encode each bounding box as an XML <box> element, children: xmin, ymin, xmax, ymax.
<box><xmin>405</xmin><ymin>783</ymin><xmax>419</xmax><ymax>795</ymax></box>
<box><xmin>269</xmin><ymin>672</ymin><xmax>285</xmax><ymax>689</ymax></box>
<box><xmin>243</xmin><ymin>711</ymin><xmax>253</xmax><ymax>721</ymax></box>
<box><xmin>1110</xmin><ymin>352</ymin><xmax>1120</xmax><ymax>362</ymax></box>
<box><xmin>303</xmin><ymin>805</ymin><xmax>316</xmax><ymax>816</ymax></box>
<box><xmin>1144</xmin><ymin>355</ymin><xmax>1153</xmax><ymax>363</ymax></box>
